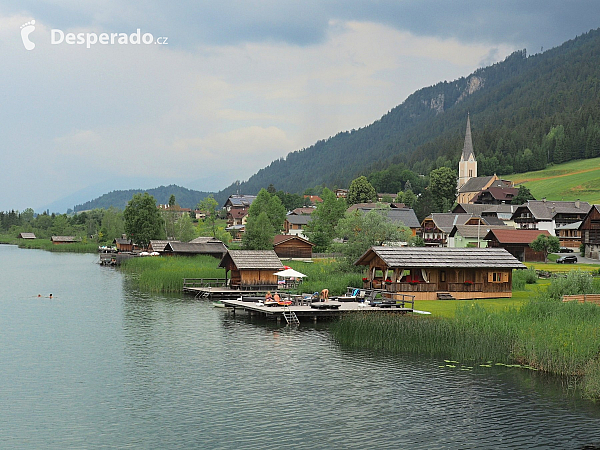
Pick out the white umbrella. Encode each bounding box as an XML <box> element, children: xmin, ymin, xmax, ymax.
<box><xmin>273</xmin><ymin>268</ymin><xmax>307</xmax><ymax>278</ymax></box>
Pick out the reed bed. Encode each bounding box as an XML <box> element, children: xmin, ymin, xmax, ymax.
<box><xmin>17</xmin><ymin>239</ymin><xmax>98</xmax><ymax>253</ymax></box>
<box><xmin>331</xmin><ymin>272</ymin><xmax>600</xmax><ymax>399</ymax></box>
<box><xmin>121</xmin><ymin>255</ymin><xmax>224</xmax><ymax>293</ymax></box>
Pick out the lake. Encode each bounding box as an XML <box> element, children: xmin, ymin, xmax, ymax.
<box><xmin>2</xmin><ymin>244</ymin><xmax>600</xmax><ymax>449</ymax></box>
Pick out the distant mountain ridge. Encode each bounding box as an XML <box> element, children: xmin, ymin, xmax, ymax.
<box><xmin>73</xmin><ymin>185</ymin><xmax>213</xmax><ymax>212</ymax></box>
<box><xmin>212</xmin><ymin>28</ymin><xmax>600</xmax><ymax>204</ymax></box>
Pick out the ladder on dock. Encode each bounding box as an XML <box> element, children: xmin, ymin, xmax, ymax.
<box><xmin>282</xmin><ymin>308</ymin><xmax>300</xmax><ymax>325</ymax></box>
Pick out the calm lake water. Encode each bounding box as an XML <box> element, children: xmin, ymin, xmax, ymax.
<box><xmin>2</xmin><ymin>244</ymin><xmax>600</xmax><ymax>449</ymax></box>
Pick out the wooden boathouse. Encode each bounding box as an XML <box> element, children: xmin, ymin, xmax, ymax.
<box><xmin>219</xmin><ymin>250</ymin><xmax>284</xmax><ymax>289</ymax></box>
<box><xmin>355</xmin><ymin>246</ymin><xmax>526</xmax><ymax>300</ymax></box>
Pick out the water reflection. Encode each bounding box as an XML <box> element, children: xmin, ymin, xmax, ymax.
<box><xmin>2</xmin><ymin>245</ymin><xmax>600</xmax><ymax>449</ymax></box>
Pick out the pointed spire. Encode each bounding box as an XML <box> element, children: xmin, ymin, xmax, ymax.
<box><xmin>461</xmin><ymin>113</ymin><xmax>474</xmax><ymax>161</ymax></box>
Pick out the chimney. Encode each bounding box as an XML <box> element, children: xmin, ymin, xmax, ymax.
<box><xmin>576</xmin><ymin>199</ymin><xmax>581</xmax><ymax>209</ymax></box>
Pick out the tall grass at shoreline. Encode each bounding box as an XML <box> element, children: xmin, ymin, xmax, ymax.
<box><xmin>0</xmin><ymin>235</ymin><xmax>98</xmax><ymax>253</ymax></box>
<box><xmin>120</xmin><ymin>255</ymin><xmax>224</xmax><ymax>292</ymax></box>
<box><xmin>331</xmin><ymin>272</ymin><xmax>600</xmax><ymax>399</ymax></box>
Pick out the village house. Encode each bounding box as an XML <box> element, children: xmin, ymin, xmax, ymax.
<box><xmin>579</xmin><ymin>205</ymin><xmax>600</xmax><ymax>259</ymax></box>
<box><xmin>18</xmin><ymin>232</ymin><xmax>36</xmax><ymax>239</ymax></box>
<box><xmin>218</xmin><ymin>250</ymin><xmax>284</xmax><ymax>290</ymax></box>
<box><xmin>303</xmin><ymin>195</ymin><xmax>323</xmax><ymax>204</ymax></box>
<box><xmin>283</xmin><ymin>214</ymin><xmax>313</xmax><ymax>238</ymax></box>
<box><xmin>473</xmin><ymin>186</ymin><xmax>519</xmax><ymax>204</ymax></box>
<box><xmin>511</xmin><ymin>199</ymin><xmax>591</xmax><ymax>236</ymax></box>
<box><xmin>223</xmin><ymin>194</ymin><xmax>256</xmax><ymax>228</ymax></box>
<box><xmin>447</xmin><ymin>224</ymin><xmax>505</xmax><ymax>248</ymax></box>
<box><xmin>420</xmin><ymin>213</ymin><xmax>487</xmax><ymax>246</ymax></box>
<box><xmin>484</xmin><ymin>228</ymin><xmax>552</xmax><ymax>262</ymax></box>
<box><xmin>157</xmin><ymin>204</ymin><xmax>192</xmax><ymax>217</ymax></box>
<box><xmin>556</xmin><ymin>221</ymin><xmax>582</xmax><ymax>250</ymax></box>
<box><xmin>355</xmin><ymin>246</ymin><xmax>525</xmax><ymax>300</ymax></box>
<box><xmin>148</xmin><ymin>240</ymin><xmax>179</xmax><ymax>254</ymax></box>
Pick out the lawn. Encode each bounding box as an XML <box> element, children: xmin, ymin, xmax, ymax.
<box><xmin>505</xmin><ymin>157</ymin><xmax>600</xmax><ymax>203</ymax></box>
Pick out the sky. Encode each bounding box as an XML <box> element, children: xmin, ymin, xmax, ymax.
<box><xmin>0</xmin><ymin>1</ymin><xmax>598</xmax><ymax>212</ymax></box>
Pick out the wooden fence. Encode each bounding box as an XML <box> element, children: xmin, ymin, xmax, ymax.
<box><xmin>562</xmin><ymin>294</ymin><xmax>600</xmax><ymax>305</ymax></box>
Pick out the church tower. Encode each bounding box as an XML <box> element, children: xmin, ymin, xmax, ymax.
<box><xmin>457</xmin><ymin>113</ymin><xmax>477</xmax><ymax>190</ymax></box>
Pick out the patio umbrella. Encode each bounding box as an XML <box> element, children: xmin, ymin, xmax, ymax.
<box><xmin>273</xmin><ymin>268</ymin><xmax>307</xmax><ymax>278</ymax></box>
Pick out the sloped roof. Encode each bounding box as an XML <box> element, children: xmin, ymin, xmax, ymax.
<box><xmin>51</xmin><ymin>236</ymin><xmax>80</xmax><ymax>242</ymax></box>
<box><xmin>513</xmin><ymin>200</ymin><xmax>592</xmax><ymax>221</ymax></box>
<box><xmin>355</xmin><ymin>246</ymin><xmax>525</xmax><ymax>269</ymax></box>
<box><xmin>480</xmin><ymin>186</ymin><xmax>518</xmax><ymax>202</ymax></box>
<box><xmin>386</xmin><ymin>209</ymin><xmax>420</xmax><ymax>228</ymax></box>
<box><xmin>481</xmin><ymin>204</ymin><xmax>518</xmax><ymax>215</ymax></box>
<box><xmin>425</xmin><ymin>213</ymin><xmax>475</xmax><ymax>233</ymax></box>
<box><xmin>289</xmin><ymin>207</ymin><xmax>316</xmax><ymax>215</ymax></box>
<box><xmin>483</xmin><ymin>228</ymin><xmax>551</xmax><ymax>244</ymax></box>
<box><xmin>273</xmin><ymin>234</ymin><xmax>314</xmax><ymax>246</ymax></box>
<box><xmin>453</xmin><ymin>203</ymin><xmax>490</xmax><ymax>216</ymax></box>
<box><xmin>229</xmin><ymin>208</ymin><xmax>249</xmax><ymax>219</ymax></box>
<box><xmin>347</xmin><ymin>202</ymin><xmax>389</xmax><ymax>212</ymax></box>
<box><xmin>285</xmin><ymin>214</ymin><xmax>313</xmax><ymax>225</ymax></box>
<box><xmin>149</xmin><ymin>240</ymin><xmax>180</xmax><ymax>252</ymax></box>
<box><xmin>165</xmin><ymin>241</ymin><xmax>227</xmax><ymax>255</ymax></box>
<box><xmin>219</xmin><ymin>250</ymin><xmax>284</xmax><ymax>270</ymax></box>
<box><xmin>189</xmin><ymin>236</ymin><xmax>223</xmax><ymax>244</ymax></box>
<box><xmin>481</xmin><ymin>216</ymin><xmax>506</xmax><ymax>226</ymax></box>
<box><xmin>114</xmin><ymin>238</ymin><xmax>132</xmax><ymax>245</ymax></box>
<box><xmin>449</xmin><ymin>224</ymin><xmax>504</xmax><ymax>238</ymax></box>
<box><xmin>458</xmin><ymin>175</ymin><xmax>496</xmax><ymax>194</ymax></box>
<box><xmin>18</xmin><ymin>232</ymin><xmax>36</xmax><ymax>239</ymax></box>
<box><xmin>224</xmin><ymin>195</ymin><xmax>257</xmax><ymax>208</ymax></box>
<box><xmin>556</xmin><ymin>221</ymin><xmax>582</xmax><ymax>230</ymax></box>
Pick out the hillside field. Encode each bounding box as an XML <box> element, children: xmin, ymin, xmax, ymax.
<box><xmin>506</xmin><ymin>158</ymin><xmax>600</xmax><ymax>204</ymax></box>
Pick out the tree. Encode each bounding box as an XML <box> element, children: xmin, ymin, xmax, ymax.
<box><xmin>174</xmin><ymin>213</ymin><xmax>196</xmax><ymax>242</ymax></box>
<box><xmin>304</xmin><ymin>188</ymin><xmax>346</xmax><ymax>252</ymax></box>
<box><xmin>197</xmin><ymin>195</ymin><xmax>219</xmax><ymax>237</ymax></box>
<box><xmin>347</xmin><ymin>176</ymin><xmax>377</xmax><ymax>205</ymax></box>
<box><xmin>511</xmin><ymin>185</ymin><xmax>535</xmax><ymax>205</ymax></box>
<box><xmin>242</xmin><ymin>189</ymin><xmax>286</xmax><ymax>249</ymax></box>
<box><xmin>242</xmin><ymin>212</ymin><xmax>274</xmax><ymax>249</ymax></box>
<box><xmin>335</xmin><ymin>208</ymin><xmax>411</xmax><ymax>265</ymax></box>
<box><xmin>529</xmin><ymin>234</ymin><xmax>560</xmax><ymax>263</ymax></box>
<box><xmin>429</xmin><ymin>167</ymin><xmax>457</xmax><ymax>212</ymax></box>
<box><xmin>124</xmin><ymin>193</ymin><xmax>164</xmax><ymax>248</ymax></box>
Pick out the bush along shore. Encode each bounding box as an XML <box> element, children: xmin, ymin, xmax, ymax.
<box><xmin>330</xmin><ymin>271</ymin><xmax>600</xmax><ymax>400</ymax></box>
<box><xmin>0</xmin><ymin>234</ymin><xmax>98</xmax><ymax>253</ymax></box>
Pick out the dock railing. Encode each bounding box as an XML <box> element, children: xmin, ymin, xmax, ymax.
<box><xmin>345</xmin><ymin>287</ymin><xmax>415</xmax><ymax>310</ymax></box>
<box><xmin>183</xmin><ymin>278</ymin><xmax>228</xmax><ymax>289</ymax></box>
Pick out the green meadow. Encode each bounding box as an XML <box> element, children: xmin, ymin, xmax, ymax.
<box><xmin>506</xmin><ymin>157</ymin><xmax>600</xmax><ymax>203</ymax></box>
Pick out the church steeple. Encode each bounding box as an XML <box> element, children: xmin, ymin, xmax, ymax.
<box><xmin>461</xmin><ymin>113</ymin><xmax>474</xmax><ymax>161</ymax></box>
<box><xmin>458</xmin><ymin>113</ymin><xmax>477</xmax><ymax>190</ymax></box>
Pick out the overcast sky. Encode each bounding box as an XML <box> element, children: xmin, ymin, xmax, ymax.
<box><xmin>1</xmin><ymin>1</ymin><xmax>598</xmax><ymax>212</ymax></box>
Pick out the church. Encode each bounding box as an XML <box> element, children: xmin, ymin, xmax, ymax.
<box><xmin>456</xmin><ymin>114</ymin><xmax>515</xmax><ymax>204</ymax></box>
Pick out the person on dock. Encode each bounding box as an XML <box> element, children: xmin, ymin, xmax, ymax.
<box><xmin>320</xmin><ymin>288</ymin><xmax>329</xmax><ymax>302</ymax></box>
<box><xmin>265</xmin><ymin>292</ymin><xmax>273</xmax><ymax>301</ymax></box>
<box><xmin>273</xmin><ymin>292</ymin><xmax>281</xmax><ymax>302</ymax></box>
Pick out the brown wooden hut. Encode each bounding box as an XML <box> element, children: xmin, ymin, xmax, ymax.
<box><xmin>18</xmin><ymin>232</ymin><xmax>36</xmax><ymax>239</ymax></box>
<box><xmin>113</xmin><ymin>237</ymin><xmax>134</xmax><ymax>252</ymax></box>
<box><xmin>273</xmin><ymin>235</ymin><xmax>314</xmax><ymax>258</ymax></box>
<box><xmin>51</xmin><ymin>236</ymin><xmax>80</xmax><ymax>245</ymax></box>
<box><xmin>355</xmin><ymin>246</ymin><xmax>525</xmax><ymax>300</ymax></box>
<box><xmin>219</xmin><ymin>250</ymin><xmax>284</xmax><ymax>289</ymax></box>
<box><xmin>484</xmin><ymin>228</ymin><xmax>552</xmax><ymax>262</ymax></box>
<box><xmin>163</xmin><ymin>241</ymin><xmax>227</xmax><ymax>258</ymax></box>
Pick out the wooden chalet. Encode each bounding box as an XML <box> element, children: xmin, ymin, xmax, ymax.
<box><xmin>511</xmin><ymin>200</ymin><xmax>591</xmax><ymax>234</ymax></box>
<box><xmin>273</xmin><ymin>234</ymin><xmax>314</xmax><ymax>258</ymax></box>
<box><xmin>484</xmin><ymin>228</ymin><xmax>551</xmax><ymax>262</ymax></box>
<box><xmin>355</xmin><ymin>246</ymin><xmax>525</xmax><ymax>300</ymax></box>
<box><xmin>473</xmin><ymin>186</ymin><xmax>519</xmax><ymax>204</ymax></box>
<box><xmin>283</xmin><ymin>214</ymin><xmax>312</xmax><ymax>237</ymax></box>
<box><xmin>219</xmin><ymin>250</ymin><xmax>284</xmax><ymax>289</ymax></box>
<box><xmin>163</xmin><ymin>241</ymin><xmax>227</xmax><ymax>258</ymax></box>
<box><xmin>18</xmin><ymin>232</ymin><xmax>36</xmax><ymax>239</ymax></box>
<box><xmin>51</xmin><ymin>236</ymin><xmax>80</xmax><ymax>244</ymax></box>
<box><xmin>580</xmin><ymin>205</ymin><xmax>600</xmax><ymax>259</ymax></box>
<box><xmin>113</xmin><ymin>237</ymin><xmax>133</xmax><ymax>252</ymax></box>
<box><xmin>420</xmin><ymin>213</ymin><xmax>484</xmax><ymax>246</ymax></box>
<box><xmin>556</xmin><ymin>221</ymin><xmax>582</xmax><ymax>250</ymax></box>
<box><xmin>457</xmin><ymin>175</ymin><xmax>513</xmax><ymax>204</ymax></box>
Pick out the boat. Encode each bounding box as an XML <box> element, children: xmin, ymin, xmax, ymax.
<box><xmin>212</xmin><ymin>301</ymin><xmax>225</xmax><ymax>308</ymax></box>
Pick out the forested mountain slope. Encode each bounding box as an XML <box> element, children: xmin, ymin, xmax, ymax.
<box><xmin>74</xmin><ymin>185</ymin><xmax>212</xmax><ymax>212</ymax></box>
<box><xmin>215</xmin><ymin>28</ymin><xmax>600</xmax><ymax>203</ymax></box>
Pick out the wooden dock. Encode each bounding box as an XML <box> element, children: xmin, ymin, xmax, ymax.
<box><xmin>219</xmin><ymin>298</ymin><xmax>413</xmax><ymax>323</ymax></box>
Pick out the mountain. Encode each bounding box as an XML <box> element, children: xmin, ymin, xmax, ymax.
<box><xmin>215</xmin><ymin>28</ymin><xmax>600</xmax><ymax>203</ymax></box>
<box><xmin>73</xmin><ymin>185</ymin><xmax>213</xmax><ymax>212</ymax></box>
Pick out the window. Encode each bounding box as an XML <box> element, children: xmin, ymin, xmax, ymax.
<box><xmin>488</xmin><ymin>272</ymin><xmax>509</xmax><ymax>283</ymax></box>
<box><xmin>440</xmin><ymin>271</ymin><xmax>446</xmax><ymax>282</ymax></box>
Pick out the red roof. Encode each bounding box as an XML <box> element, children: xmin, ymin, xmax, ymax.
<box><xmin>303</xmin><ymin>195</ymin><xmax>323</xmax><ymax>203</ymax></box>
<box><xmin>485</xmin><ymin>228</ymin><xmax>551</xmax><ymax>244</ymax></box>
<box><xmin>229</xmin><ymin>208</ymin><xmax>249</xmax><ymax>219</ymax></box>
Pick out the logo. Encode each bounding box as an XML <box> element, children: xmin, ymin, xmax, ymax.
<box><xmin>20</xmin><ymin>20</ymin><xmax>36</xmax><ymax>50</ymax></box>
